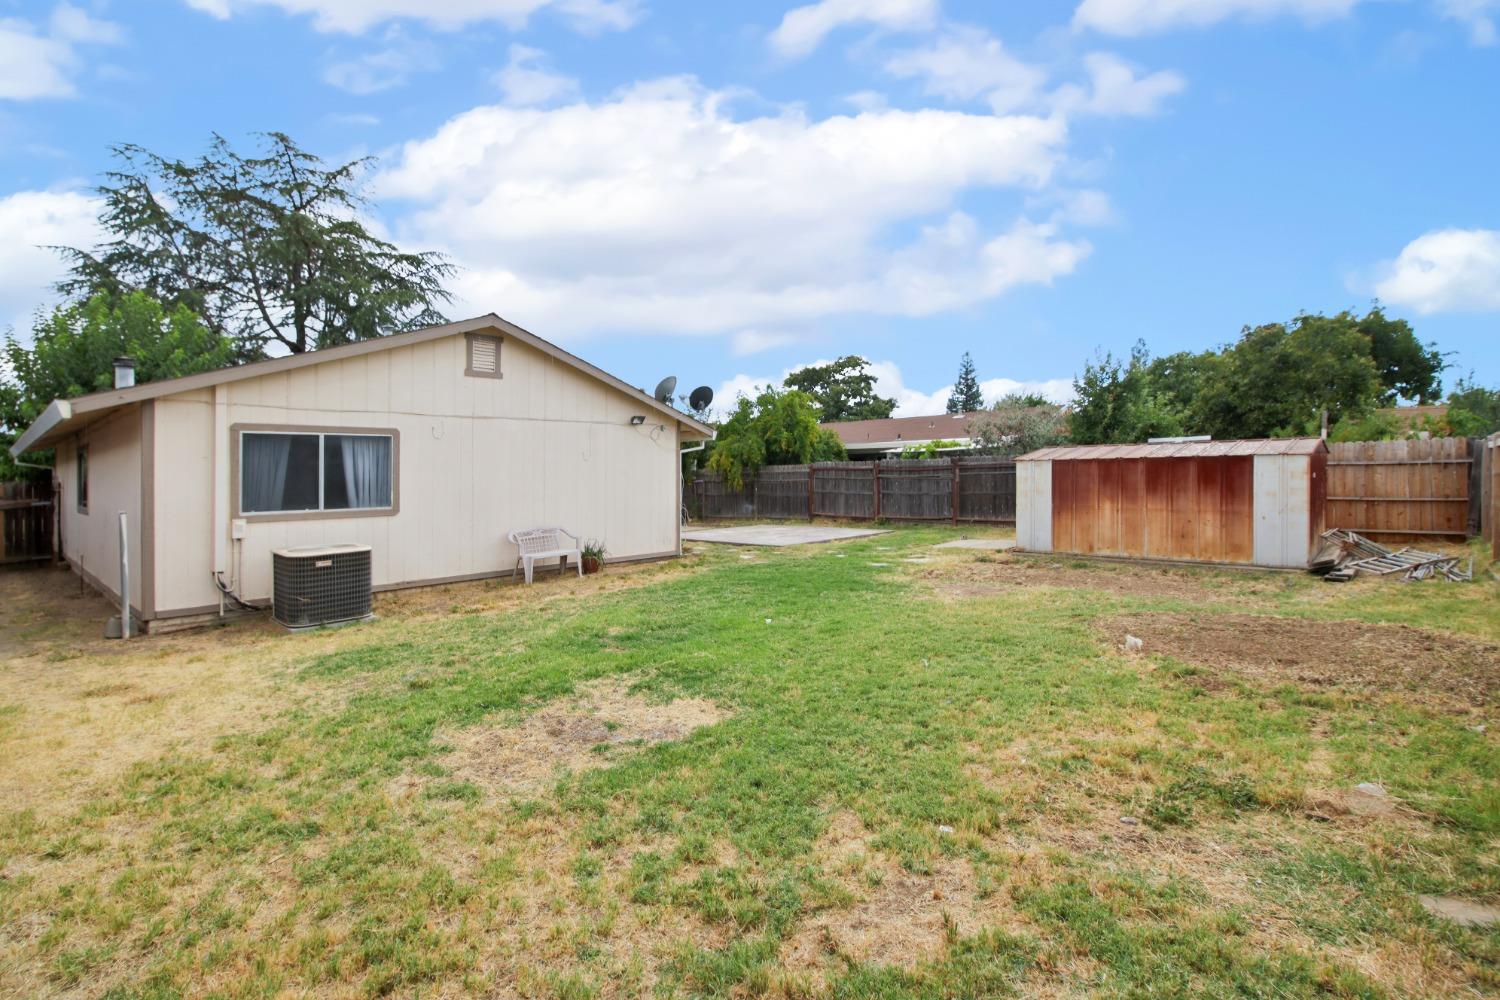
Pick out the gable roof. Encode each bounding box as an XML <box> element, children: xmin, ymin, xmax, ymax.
<box><xmin>1016</xmin><ymin>438</ymin><xmax>1326</xmax><ymax>461</ymax></box>
<box><xmin>11</xmin><ymin>314</ymin><xmax>714</xmax><ymax>455</ymax></box>
<box><xmin>821</xmin><ymin>412</ymin><xmax>979</xmax><ymax>449</ymax></box>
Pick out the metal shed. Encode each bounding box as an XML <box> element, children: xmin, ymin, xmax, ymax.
<box><xmin>1015</xmin><ymin>438</ymin><xmax>1327</xmax><ymax>568</ymax></box>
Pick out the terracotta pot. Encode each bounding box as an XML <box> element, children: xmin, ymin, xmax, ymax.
<box><xmin>582</xmin><ymin>556</ymin><xmax>603</xmax><ymax>574</ymax></box>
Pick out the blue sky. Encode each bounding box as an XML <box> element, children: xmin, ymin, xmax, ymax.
<box><xmin>1</xmin><ymin>0</ymin><xmax>1496</xmax><ymax>415</ymax></box>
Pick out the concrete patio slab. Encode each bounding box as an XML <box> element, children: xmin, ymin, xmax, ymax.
<box><xmin>683</xmin><ymin>525</ymin><xmax>890</xmax><ymax>547</ymax></box>
<box><xmin>933</xmin><ymin>538</ymin><xmax>1017</xmax><ymax>551</ymax></box>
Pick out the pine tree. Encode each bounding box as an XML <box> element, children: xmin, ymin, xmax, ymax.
<box><xmin>946</xmin><ymin>352</ymin><xmax>984</xmax><ymax>414</ymax></box>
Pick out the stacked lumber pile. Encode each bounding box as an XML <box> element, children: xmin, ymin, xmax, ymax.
<box><xmin>1311</xmin><ymin>529</ymin><xmax>1473</xmax><ymax>583</ymax></box>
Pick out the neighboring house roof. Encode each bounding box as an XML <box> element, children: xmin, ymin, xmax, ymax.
<box><xmin>1376</xmin><ymin>404</ymin><xmax>1448</xmax><ymax>427</ymax></box>
<box><xmin>1016</xmin><ymin>438</ymin><xmax>1326</xmax><ymax>461</ymax></box>
<box><xmin>11</xmin><ymin>313</ymin><xmax>714</xmax><ymax>456</ymax></box>
<box><xmin>821</xmin><ymin>412</ymin><xmax>979</xmax><ymax>451</ymax></box>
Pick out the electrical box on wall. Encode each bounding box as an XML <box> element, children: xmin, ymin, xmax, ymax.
<box><xmin>230</xmin><ymin>518</ymin><xmax>247</xmax><ymax>540</ymax></box>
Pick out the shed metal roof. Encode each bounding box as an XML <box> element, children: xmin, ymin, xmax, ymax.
<box><xmin>1015</xmin><ymin>438</ymin><xmax>1326</xmax><ymax>461</ymax></box>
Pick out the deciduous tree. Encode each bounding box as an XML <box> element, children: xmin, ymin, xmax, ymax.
<box><xmin>782</xmin><ymin>356</ymin><xmax>896</xmax><ymax>422</ymax></box>
<box><xmin>705</xmin><ymin>387</ymin><xmax>845</xmax><ymax>489</ymax></box>
<box><xmin>968</xmin><ymin>394</ymin><xmax>1070</xmax><ymax>456</ymax></box>
<box><xmin>1</xmin><ymin>292</ymin><xmax>235</xmax><ymax>479</ymax></box>
<box><xmin>1068</xmin><ymin>343</ymin><xmax>1182</xmax><ymax>444</ymax></box>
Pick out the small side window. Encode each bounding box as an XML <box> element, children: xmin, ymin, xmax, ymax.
<box><xmin>465</xmin><ymin>333</ymin><xmax>502</xmax><ymax>379</ymax></box>
<box><xmin>76</xmin><ymin>446</ymin><xmax>89</xmax><ymax>514</ymax></box>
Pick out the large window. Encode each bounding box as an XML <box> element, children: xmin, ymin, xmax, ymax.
<box><xmin>238</xmin><ymin>430</ymin><xmax>395</xmax><ymax>516</ymax></box>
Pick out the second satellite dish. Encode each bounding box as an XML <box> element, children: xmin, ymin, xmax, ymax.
<box><xmin>653</xmin><ymin>376</ymin><xmax>678</xmax><ymax>403</ymax></box>
<box><xmin>688</xmin><ymin>386</ymin><xmax>714</xmax><ymax>413</ymax></box>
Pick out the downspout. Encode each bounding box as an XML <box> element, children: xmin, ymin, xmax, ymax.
<box><xmin>212</xmin><ymin>384</ymin><xmax>229</xmax><ymax>616</ymax></box>
<box><xmin>678</xmin><ymin>438</ymin><xmax>709</xmax><ymax>557</ymax></box>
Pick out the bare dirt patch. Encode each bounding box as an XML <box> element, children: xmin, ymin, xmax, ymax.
<box><xmin>1100</xmin><ymin>612</ymin><xmax>1500</xmax><ymax>708</ymax></box>
<box><xmin>919</xmin><ymin>555</ymin><xmax>1279</xmax><ymax>603</ymax></box>
<box><xmin>436</xmin><ymin>676</ymin><xmax>729</xmax><ymax>795</ymax></box>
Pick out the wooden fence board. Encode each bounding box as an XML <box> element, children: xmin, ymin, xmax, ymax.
<box><xmin>0</xmin><ymin>481</ymin><xmax>55</xmax><ymax>563</ymax></box>
<box><xmin>754</xmin><ymin>465</ymin><xmax>811</xmax><ymax>520</ymax></box>
<box><xmin>811</xmin><ymin>462</ymin><xmax>877</xmax><ymax>519</ymax></box>
<box><xmin>874</xmin><ymin>459</ymin><xmax>954</xmax><ymax>521</ymax></box>
<box><xmin>1486</xmin><ymin>434</ymin><xmax>1498</xmax><ymax>558</ymax></box>
<box><xmin>954</xmin><ymin>459</ymin><xmax>1017</xmax><ymax>522</ymax></box>
<box><xmin>1325</xmin><ymin>438</ymin><xmax>1473</xmax><ymax>542</ymax></box>
<box><xmin>691</xmin><ymin>458</ymin><xmax>1017</xmax><ymax>524</ymax></box>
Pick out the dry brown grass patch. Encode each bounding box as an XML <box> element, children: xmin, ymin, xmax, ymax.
<box><xmin>781</xmin><ymin>811</ymin><xmax>1029</xmax><ymax>981</ymax></box>
<box><xmin>915</xmin><ymin>554</ymin><xmax>1282</xmax><ymax>604</ymax></box>
<box><xmin>432</xmin><ymin>677</ymin><xmax>729</xmax><ymax>797</ymax></box>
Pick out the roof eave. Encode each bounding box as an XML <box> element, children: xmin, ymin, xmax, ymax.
<box><xmin>9</xmin><ymin>399</ymin><xmax>72</xmax><ymax>457</ymax></box>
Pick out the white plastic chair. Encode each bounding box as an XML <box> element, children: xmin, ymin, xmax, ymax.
<box><xmin>507</xmin><ymin>526</ymin><xmax>584</xmax><ymax>584</ymax></box>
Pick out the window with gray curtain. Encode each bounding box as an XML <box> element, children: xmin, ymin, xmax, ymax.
<box><xmin>240</xmin><ymin>431</ymin><xmax>393</xmax><ymax>514</ymax></box>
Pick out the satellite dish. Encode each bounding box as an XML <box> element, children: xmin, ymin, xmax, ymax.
<box><xmin>688</xmin><ymin>386</ymin><xmax>714</xmax><ymax>413</ymax></box>
<box><xmin>653</xmin><ymin>376</ymin><xmax>678</xmax><ymax>403</ymax></box>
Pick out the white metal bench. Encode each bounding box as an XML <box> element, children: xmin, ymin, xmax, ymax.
<box><xmin>507</xmin><ymin>526</ymin><xmax>584</xmax><ymax>584</ymax></box>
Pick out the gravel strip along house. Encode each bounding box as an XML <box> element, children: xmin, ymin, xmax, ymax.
<box><xmin>10</xmin><ymin>314</ymin><xmax>714</xmax><ymax>632</ymax></box>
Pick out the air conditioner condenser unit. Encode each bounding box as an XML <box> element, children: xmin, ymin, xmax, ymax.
<box><xmin>272</xmin><ymin>544</ymin><xmax>373</xmax><ymax>629</ymax></box>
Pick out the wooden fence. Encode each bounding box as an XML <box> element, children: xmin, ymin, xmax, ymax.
<box><xmin>688</xmin><ymin>458</ymin><xmax>1016</xmax><ymax>524</ymax></box>
<box><xmin>1325</xmin><ymin>438</ymin><xmax>1478</xmax><ymax>543</ymax></box>
<box><xmin>0</xmin><ymin>481</ymin><xmax>55</xmax><ymax>564</ymax></box>
<box><xmin>1484</xmin><ymin>434</ymin><xmax>1498</xmax><ymax>559</ymax></box>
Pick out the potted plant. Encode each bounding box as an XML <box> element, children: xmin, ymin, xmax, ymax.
<box><xmin>581</xmin><ymin>539</ymin><xmax>606</xmax><ymax>574</ymax></box>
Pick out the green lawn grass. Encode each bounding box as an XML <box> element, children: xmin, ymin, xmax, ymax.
<box><xmin>1</xmin><ymin>528</ymin><xmax>1496</xmax><ymax>998</ymax></box>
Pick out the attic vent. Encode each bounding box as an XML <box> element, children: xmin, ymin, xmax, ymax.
<box><xmin>465</xmin><ymin>333</ymin><xmax>502</xmax><ymax>378</ymax></box>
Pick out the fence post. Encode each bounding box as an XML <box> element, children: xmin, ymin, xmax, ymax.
<box><xmin>807</xmin><ymin>465</ymin><xmax>815</xmax><ymax>521</ymax></box>
<box><xmin>873</xmin><ymin>462</ymin><xmax>881</xmax><ymax>520</ymax></box>
<box><xmin>951</xmin><ymin>461</ymin><xmax>959</xmax><ymax>525</ymax></box>
<box><xmin>1469</xmin><ymin>438</ymin><xmax>1484</xmax><ymax>538</ymax></box>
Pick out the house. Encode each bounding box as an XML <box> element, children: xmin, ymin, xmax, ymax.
<box><xmin>820</xmin><ymin>413</ymin><xmax>977</xmax><ymax>459</ymax></box>
<box><xmin>10</xmin><ymin>314</ymin><xmax>714</xmax><ymax>632</ymax></box>
<box><xmin>1015</xmin><ymin>438</ymin><xmax>1327</xmax><ymax>568</ymax></box>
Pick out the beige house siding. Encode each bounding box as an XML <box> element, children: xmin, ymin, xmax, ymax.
<box><xmin>151</xmin><ymin>390</ymin><xmax>217</xmax><ymax>615</ymax></box>
<box><xmin>56</xmin><ymin>407</ymin><xmax>144</xmax><ymax>617</ymax></box>
<box><xmin>145</xmin><ymin>330</ymin><xmax>683</xmax><ymax>616</ymax></box>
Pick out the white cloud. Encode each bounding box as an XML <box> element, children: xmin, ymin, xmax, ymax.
<box><xmin>770</xmin><ymin>0</ymin><xmax>938</xmax><ymax>59</ymax></box>
<box><xmin>49</xmin><ymin>4</ymin><xmax>125</xmax><ymax>44</ymax></box>
<box><xmin>1374</xmin><ymin>228</ymin><xmax>1500</xmax><ymax>314</ymax></box>
<box><xmin>1074</xmin><ymin>0</ymin><xmax>1498</xmax><ymax>43</ymax></box>
<box><xmin>1072</xmin><ymin>0</ymin><xmax>1359</xmax><ymax>35</ymax></box>
<box><xmin>323</xmin><ymin>34</ymin><xmax>437</xmax><ymax>93</ymax></box>
<box><xmin>842</xmin><ymin>90</ymin><xmax>889</xmax><ymax>112</ymax></box>
<box><xmin>376</xmin><ymin>78</ymin><xmax>1088</xmax><ymax>339</ymax></box>
<box><xmin>184</xmin><ymin>0</ymin><xmax>641</xmax><ymax>34</ymax></box>
<box><xmin>328</xmin><ymin>111</ymin><xmax>382</xmax><ymax>126</ymax></box>
<box><xmin>1044</xmin><ymin>188</ymin><xmax>1117</xmax><ymax>226</ymax></box>
<box><xmin>1438</xmin><ymin>0</ymin><xmax>1499</xmax><ymax>44</ymax></box>
<box><xmin>731</xmin><ymin>330</ymin><xmax>800</xmax><ymax>356</ymax></box>
<box><xmin>884</xmin><ymin>25</ymin><xmax>1047</xmax><ymax>114</ymax></box>
<box><xmin>1053</xmin><ymin>52</ymin><xmax>1185</xmax><ymax>116</ymax></box>
<box><xmin>0</xmin><ymin>4</ymin><xmax>123</xmax><ymax>100</ymax></box>
<box><xmin>492</xmin><ymin>44</ymin><xmax>579</xmax><ymax>105</ymax></box>
<box><xmin>883</xmin><ymin>27</ymin><xmax>1183</xmax><ymax>118</ymax></box>
<box><xmin>0</xmin><ymin>189</ymin><xmax>101</xmax><ymax>335</ymax></box>
<box><xmin>715</xmin><ymin>359</ymin><xmax>1073</xmax><ymax>419</ymax></box>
